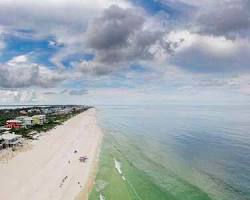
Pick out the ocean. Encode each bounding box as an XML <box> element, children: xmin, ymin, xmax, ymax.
<box><xmin>90</xmin><ymin>105</ymin><xmax>250</xmax><ymax>200</ymax></box>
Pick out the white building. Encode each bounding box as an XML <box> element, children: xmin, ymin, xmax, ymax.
<box><xmin>0</xmin><ymin>137</ymin><xmax>4</xmax><ymax>150</ymax></box>
<box><xmin>16</xmin><ymin>116</ymin><xmax>33</xmax><ymax>127</ymax></box>
<box><xmin>0</xmin><ymin>126</ymin><xmax>11</xmax><ymax>132</ymax></box>
<box><xmin>0</xmin><ymin>133</ymin><xmax>22</xmax><ymax>146</ymax></box>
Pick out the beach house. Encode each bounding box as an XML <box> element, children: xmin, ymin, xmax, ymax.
<box><xmin>32</xmin><ymin>115</ymin><xmax>46</xmax><ymax>125</ymax></box>
<box><xmin>0</xmin><ymin>133</ymin><xmax>22</xmax><ymax>147</ymax></box>
<box><xmin>0</xmin><ymin>127</ymin><xmax>11</xmax><ymax>133</ymax></box>
<box><xmin>19</xmin><ymin>110</ymin><xmax>27</xmax><ymax>115</ymax></box>
<box><xmin>16</xmin><ymin>116</ymin><xmax>33</xmax><ymax>127</ymax></box>
<box><xmin>0</xmin><ymin>137</ymin><xmax>4</xmax><ymax>150</ymax></box>
<box><xmin>5</xmin><ymin>120</ymin><xmax>23</xmax><ymax>129</ymax></box>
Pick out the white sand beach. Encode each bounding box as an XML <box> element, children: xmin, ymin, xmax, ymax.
<box><xmin>0</xmin><ymin>108</ymin><xmax>102</xmax><ymax>200</ymax></box>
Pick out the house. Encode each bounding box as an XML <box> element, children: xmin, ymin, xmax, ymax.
<box><xmin>20</xmin><ymin>110</ymin><xmax>27</xmax><ymax>115</ymax></box>
<box><xmin>0</xmin><ymin>136</ymin><xmax>4</xmax><ymax>150</ymax></box>
<box><xmin>28</xmin><ymin>109</ymin><xmax>41</xmax><ymax>114</ymax></box>
<box><xmin>16</xmin><ymin>116</ymin><xmax>33</xmax><ymax>127</ymax></box>
<box><xmin>0</xmin><ymin>126</ymin><xmax>11</xmax><ymax>133</ymax></box>
<box><xmin>0</xmin><ymin>133</ymin><xmax>22</xmax><ymax>147</ymax></box>
<box><xmin>54</xmin><ymin>108</ymin><xmax>73</xmax><ymax>115</ymax></box>
<box><xmin>2</xmin><ymin>131</ymin><xmax>10</xmax><ymax>135</ymax></box>
<box><xmin>27</xmin><ymin>131</ymin><xmax>40</xmax><ymax>140</ymax></box>
<box><xmin>42</xmin><ymin>108</ymin><xmax>53</xmax><ymax>114</ymax></box>
<box><xmin>5</xmin><ymin>120</ymin><xmax>23</xmax><ymax>129</ymax></box>
<box><xmin>32</xmin><ymin>115</ymin><xmax>46</xmax><ymax>125</ymax></box>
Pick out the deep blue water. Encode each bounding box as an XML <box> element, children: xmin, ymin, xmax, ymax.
<box><xmin>97</xmin><ymin>105</ymin><xmax>250</xmax><ymax>200</ymax></box>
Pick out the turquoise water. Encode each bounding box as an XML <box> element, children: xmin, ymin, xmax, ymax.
<box><xmin>96</xmin><ymin>105</ymin><xmax>250</xmax><ymax>200</ymax></box>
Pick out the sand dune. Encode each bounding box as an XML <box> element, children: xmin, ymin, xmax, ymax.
<box><xmin>0</xmin><ymin>108</ymin><xmax>102</xmax><ymax>200</ymax></box>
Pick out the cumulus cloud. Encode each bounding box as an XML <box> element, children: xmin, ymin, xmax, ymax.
<box><xmin>76</xmin><ymin>2</ymin><xmax>250</xmax><ymax>76</ymax></box>
<box><xmin>86</xmin><ymin>5</ymin><xmax>144</xmax><ymax>50</ymax></box>
<box><xmin>0</xmin><ymin>0</ymin><xmax>131</xmax><ymax>32</ymax></box>
<box><xmin>194</xmin><ymin>0</ymin><xmax>250</xmax><ymax>38</ymax></box>
<box><xmin>167</xmin><ymin>31</ymin><xmax>250</xmax><ymax>73</ymax></box>
<box><xmin>0</xmin><ymin>55</ymin><xmax>66</xmax><ymax>88</ymax></box>
<box><xmin>60</xmin><ymin>89</ymin><xmax>88</xmax><ymax>96</ymax></box>
<box><xmin>0</xmin><ymin>0</ymin><xmax>249</xmax><ymax>104</ymax></box>
<box><xmin>77</xmin><ymin>5</ymin><xmax>175</xmax><ymax>75</ymax></box>
<box><xmin>0</xmin><ymin>90</ymin><xmax>39</xmax><ymax>103</ymax></box>
<box><xmin>14</xmin><ymin>90</ymin><xmax>38</xmax><ymax>102</ymax></box>
<box><xmin>0</xmin><ymin>28</ymin><xmax>5</xmax><ymax>51</ymax></box>
<box><xmin>43</xmin><ymin>91</ymin><xmax>57</xmax><ymax>95</ymax></box>
<box><xmin>76</xmin><ymin>61</ymin><xmax>113</xmax><ymax>76</ymax></box>
<box><xmin>161</xmin><ymin>0</ymin><xmax>250</xmax><ymax>38</ymax></box>
<box><xmin>0</xmin><ymin>0</ymin><xmax>132</xmax><ymax>68</ymax></box>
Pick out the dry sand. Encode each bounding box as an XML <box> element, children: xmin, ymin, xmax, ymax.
<box><xmin>0</xmin><ymin>108</ymin><xmax>102</xmax><ymax>200</ymax></box>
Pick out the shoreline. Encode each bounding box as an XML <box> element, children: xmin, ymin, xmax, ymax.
<box><xmin>75</xmin><ymin>132</ymin><xmax>103</xmax><ymax>200</ymax></box>
<box><xmin>0</xmin><ymin>108</ymin><xmax>103</xmax><ymax>200</ymax></box>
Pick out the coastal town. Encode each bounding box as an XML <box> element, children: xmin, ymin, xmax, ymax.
<box><xmin>0</xmin><ymin>105</ymin><xmax>89</xmax><ymax>150</ymax></box>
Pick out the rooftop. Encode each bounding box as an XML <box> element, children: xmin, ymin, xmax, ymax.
<box><xmin>0</xmin><ymin>133</ymin><xmax>22</xmax><ymax>140</ymax></box>
<box><xmin>32</xmin><ymin>115</ymin><xmax>46</xmax><ymax>117</ymax></box>
<box><xmin>6</xmin><ymin>120</ymin><xmax>22</xmax><ymax>123</ymax></box>
<box><xmin>0</xmin><ymin>127</ymin><xmax>11</xmax><ymax>131</ymax></box>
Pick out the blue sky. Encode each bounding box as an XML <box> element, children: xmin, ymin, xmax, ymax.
<box><xmin>0</xmin><ymin>0</ymin><xmax>250</xmax><ymax>105</ymax></box>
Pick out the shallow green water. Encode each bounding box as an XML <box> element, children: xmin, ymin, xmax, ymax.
<box><xmin>90</xmin><ymin>134</ymin><xmax>213</xmax><ymax>200</ymax></box>
<box><xmin>89</xmin><ymin>105</ymin><xmax>250</xmax><ymax>200</ymax></box>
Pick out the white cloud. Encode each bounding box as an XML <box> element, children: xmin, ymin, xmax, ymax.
<box><xmin>0</xmin><ymin>55</ymin><xmax>66</xmax><ymax>88</ymax></box>
<box><xmin>168</xmin><ymin>30</ymin><xmax>238</xmax><ymax>55</ymax></box>
<box><xmin>0</xmin><ymin>0</ymin><xmax>132</xmax><ymax>67</ymax></box>
<box><xmin>0</xmin><ymin>0</ymin><xmax>250</xmax><ymax>105</ymax></box>
<box><xmin>166</xmin><ymin>30</ymin><xmax>250</xmax><ymax>73</ymax></box>
<box><xmin>173</xmin><ymin>0</ymin><xmax>222</xmax><ymax>7</ymax></box>
<box><xmin>0</xmin><ymin>90</ymin><xmax>40</xmax><ymax>103</ymax></box>
<box><xmin>0</xmin><ymin>28</ymin><xmax>5</xmax><ymax>51</ymax></box>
